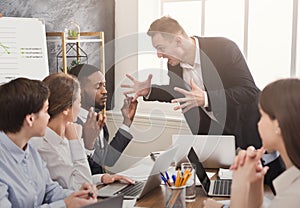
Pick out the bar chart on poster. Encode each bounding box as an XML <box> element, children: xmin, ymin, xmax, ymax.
<box><xmin>0</xmin><ymin>17</ymin><xmax>49</xmax><ymax>84</ymax></box>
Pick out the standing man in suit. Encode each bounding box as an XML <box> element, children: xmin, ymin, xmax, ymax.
<box><xmin>121</xmin><ymin>16</ymin><xmax>285</xmax><ymax>191</ymax></box>
<box><xmin>69</xmin><ymin>64</ymin><xmax>138</xmax><ymax>175</ymax></box>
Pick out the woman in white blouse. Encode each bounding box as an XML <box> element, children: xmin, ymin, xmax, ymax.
<box><xmin>31</xmin><ymin>73</ymin><xmax>134</xmax><ymax>190</ymax></box>
<box><xmin>204</xmin><ymin>78</ymin><xmax>300</xmax><ymax>208</ymax></box>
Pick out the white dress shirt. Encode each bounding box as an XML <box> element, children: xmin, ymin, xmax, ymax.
<box><xmin>180</xmin><ymin>37</ymin><xmax>217</xmax><ymax>122</ymax></box>
<box><xmin>30</xmin><ymin>127</ymin><xmax>103</xmax><ymax>190</ymax></box>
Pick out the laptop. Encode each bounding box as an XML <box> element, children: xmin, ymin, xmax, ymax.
<box><xmin>97</xmin><ymin>146</ymin><xmax>178</xmax><ymax>199</ymax></box>
<box><xmin>187</xmin><ymin>147</ymin><xmax>232</xmax><ymax>197</ymax></box>
<box><xmin>82</xmin><ymin>195</ymin><xmax>123</xmax><ymax>208</ymax></box>
<box><xmin>172</xmin><ymin>135</ymin><xmax>235</xmax><ymax>168</ymax></box>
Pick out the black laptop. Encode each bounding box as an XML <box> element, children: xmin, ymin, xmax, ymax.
<box><xmin>187</xmin><ymin>147</ymin><xmax>232</xmax><ymax>197</ymax></box>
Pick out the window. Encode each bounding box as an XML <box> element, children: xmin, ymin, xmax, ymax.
<box><xmin>138</xmin><ymin>0</ymin><xmax>299</xmax><ymax>90</ymax></box>
<box><xmin>205</xmin><ymin>0</ymin><xmax>244</xmax><ymax>50</ymax></box>
<box><xmin>248</xmin><ymin>0</ymin><xmax>293</xmax><ymax>88</ymax></box>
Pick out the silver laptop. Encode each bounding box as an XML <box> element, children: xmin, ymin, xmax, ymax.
<box><xmin>187</xmin><ymin>147</ymin><xmax>231</xmax><ymax>197</ymax></box>
<box><xmin>172</xmin><ymin>135</ymin><xmax>235</xmax><ymax>168</ymax></box>
<box><xmin>97</xmin><ymin>146</ymin><xmax>178</xmax><ymax>199</ymax></box>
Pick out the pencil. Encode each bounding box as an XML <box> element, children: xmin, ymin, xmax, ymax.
<box><xmin>175</xmin><ymin>170</ymin><xmax>181</xmax><ymax>187</ymax></box>
<box><xmin>102</xmin><ymin>102</ymin><xmax>106</xmax><ymax>117</ymax></box>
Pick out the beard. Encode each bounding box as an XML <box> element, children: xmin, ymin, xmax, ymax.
<box><xmin>94</xmin><ymin>102</ymin><xmax>104</xmax><ymax>113</ymax></box>
<box><xmin>82</xmin><ymin>91</ymin><xmax>104</xmax><ymax>112</ymax></box>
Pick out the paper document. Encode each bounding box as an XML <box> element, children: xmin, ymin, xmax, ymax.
<box><xmin>122</xmin><ymin>199</ymin><xmax>137</xmax><ymax>208</ymax></box>
<box><xmin>218</xmin><ymin>168</ymin><xmax>233</xmax><ymax>180</ymax></box>
<box><xmin>118</xmin><ymin>164</ymin><xmax>152</xmax><ymax>181</ymax></box>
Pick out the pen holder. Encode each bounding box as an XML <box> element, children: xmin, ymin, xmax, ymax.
<box><xmin>165</xmin><ymin>186</ymin><xmax>186</xmax><ymax>208</ymax></box>
<box><xmin>181</xmin><ymin>162</ymin><xmax>196</xmax><ymax>202</ymax></box>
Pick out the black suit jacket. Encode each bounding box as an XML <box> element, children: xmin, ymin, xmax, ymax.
<box><xmin>146</xmin><ymin>37</ymin><xmax>261</xmax><ymax>149</ymax></box>
<box><xmin>77</xmin><ymin>118</ymin><xmax>133</xmax><ymax>174</ymax></box>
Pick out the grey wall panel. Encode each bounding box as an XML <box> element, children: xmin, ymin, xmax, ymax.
<box><xmin>0</xmin><ymin>0</ymin><xmax>115</xmax><ymax>109</ymax></box>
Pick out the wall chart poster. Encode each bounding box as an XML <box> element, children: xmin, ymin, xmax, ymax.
<box><xmin>0</xmin><ymin>17</ymin><xmax>49</xmax><ymax>84</ymax></box>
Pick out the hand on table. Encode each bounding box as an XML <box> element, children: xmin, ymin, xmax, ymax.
<box><xmin>101</xmin><ymin>173</ymin><xmax>135</xmax><ymax>185</ymax></box>
<box><xmin>64</xmin><ymin>182</ymin><xmax>97</xmax><ymax>208</ymax></box>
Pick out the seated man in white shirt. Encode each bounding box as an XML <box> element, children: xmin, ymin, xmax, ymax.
<box><xmin>69</xmin><ymin>64</ymin><xmax>138</xmax><ymax>174</ymax></box>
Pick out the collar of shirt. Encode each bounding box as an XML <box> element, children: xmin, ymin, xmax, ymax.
<box><xmin>43</xmin><ymin>127</ymin><xmax>68</xmax><ymax>146</ymax></box>
<box><xmin>78</xmin><ymin>107</ymin><xmax>89</xmax><ymax>121</ymax></box>
<box><xmin>180</xmin><ymin>37</ymin><xmax>201</xmax><ymax>70</ymax></box>
<box><xmin>0</xmin><ymin>131</ymin><xmax>30</xmax><ymax>164</ymax></box>
<box><xmin>273</xmin><ymin>165</ymin><xmax>300</xmax><ymax>195</ymax></box>
<box><xmin>78</xmin><ymin>107</ymin><xmax>105</xmax><ymax>149</ymax></box>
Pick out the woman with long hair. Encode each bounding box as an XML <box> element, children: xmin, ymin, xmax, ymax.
<box><xmin>31</xmin><ymin>73</ymin><xmax>133</xmax><ymax>190</ymax></box>
<box><xmin>204</xmin><ymin>78</ymin><xmax>300</xmax><ymax>208</ymax></box>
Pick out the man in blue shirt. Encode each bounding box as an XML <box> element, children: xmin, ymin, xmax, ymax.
<box><xmin>0</xmin><ymin>78</ymin><xmax>97</xmax><ymax>208</ymax></box>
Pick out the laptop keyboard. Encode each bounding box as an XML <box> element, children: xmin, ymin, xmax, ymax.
<box><xmin>118</xmin><ymin>181</ymin><xmax>145</xmax><ymax>197</ymax></box>
<box><xmin>213</xmin><ymin>180</ymin><xmax>232</xmax><ymax>195</ymax></box>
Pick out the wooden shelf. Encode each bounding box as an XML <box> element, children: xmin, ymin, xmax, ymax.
<box><xmin>46</xmin><ymin>31</ymin><xmax>105</xmax><ymax>74</ymax></box>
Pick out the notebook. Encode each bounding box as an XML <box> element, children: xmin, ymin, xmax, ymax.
<box><xmin>81</xmin><ymin>194</ymin><xmax>123</xmax><ymax>208</ymax></box>
<box><xmin>172</xmin><ymin>135</ymin><xmax>235</xmax><ymax>168</ymax></box>
<box><xmin>187</xmin><ymin>147</ymin><xmax>232</xmax><ymax>197</ymax></box>
<box><xmin>97</xmin><ymin>146</ymin><xmax>178</xmax><ymax>199</ymax></box>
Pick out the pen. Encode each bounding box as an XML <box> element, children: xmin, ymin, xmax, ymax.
<box><xmin>172</xmin><ymin>174</ymin><xmax>176</xmax><ymax>184</ymax></box>
<box><xmin>88</xmin><ymin>192</ymin><xmax>93</xmax><ymax>198</ymax></box>
<box><xmin>161</xmin><ymin>175</ymin><xmax>172</xmax><ymax>187</ymax></box>
<box><xmin>165</xmin><ymin>171</ymin><xmax>170</xmax><ymax>180</ymax></box>
<box><xmin>161</xmin><ymin>175</ymin><xmax>170</xmax><ymax>187</ymax></box>
<box><xmin>165</xmin><ymin>171</ymin><xmax>172</xmax><ymax>185</ymax></box>
<box><xmin>160</xmin><ymin>172</ymin><xmax>171</xmax><ymax>187</ymax></box>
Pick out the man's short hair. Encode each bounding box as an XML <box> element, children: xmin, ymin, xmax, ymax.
<box><xmin>147</xmin><ymin>16</ymin><xmax>187</xmax><ymax>39</ymax></box>
<box><xmin>69</xmin><ymin>64</ymin><xmax>102</xmax><ymax>83</ymax></box>
<box><xmin>0</xmin><ymin>78</ymin><xmax>49</xmax><ymax>133</ymax></box>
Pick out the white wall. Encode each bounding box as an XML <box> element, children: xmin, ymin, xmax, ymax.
<box><xmin>107</xmin><ymin>0</ymin><xmax>191</xmax><ymax>173</ymax></box>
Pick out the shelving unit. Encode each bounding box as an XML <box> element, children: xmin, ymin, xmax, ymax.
<box><xmin>46</xmin><ymin>31</ymin><xmax>105</xmax><ymax>74</ymax></box>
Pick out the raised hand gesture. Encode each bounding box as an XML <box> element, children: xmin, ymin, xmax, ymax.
<box><xmin>121</xmin><ymin>73</ymin><xmax>153</xmax><ymax>102</ymax></box>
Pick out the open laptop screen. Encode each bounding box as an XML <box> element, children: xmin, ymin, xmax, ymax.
<box><xmin>187</xmin><ymin>147</ymin><xmax>211</xmax><ymax>193</ymax></box>
<box><xmin>172</xmin><ymin>135</ymin><xmax>235</xmax><ymax>168</ymax></box>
